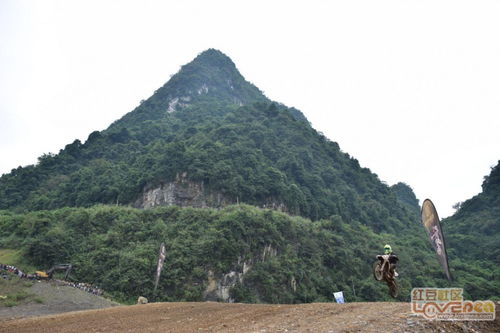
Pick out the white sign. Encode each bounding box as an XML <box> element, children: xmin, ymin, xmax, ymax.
<box><xmin>334</xmin><ymin>291</ymin><xmax>345</xmax><ymax>303</ymax></box>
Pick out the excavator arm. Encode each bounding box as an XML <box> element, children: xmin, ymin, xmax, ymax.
<box><xmin>42</xmin><ymin>264</ymin><xmax>73</xmax><ymax>280</ymax></box>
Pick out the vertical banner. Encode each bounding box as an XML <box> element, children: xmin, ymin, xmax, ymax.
<box><xmin>421</xmin><ymin>199</ymin><xmax>452</xmax><ymax>281</ymax></box>
<box><xmin>154</xmin><ymin>242</ymin><xmax>166</xmax><ymax>293</ymax></box>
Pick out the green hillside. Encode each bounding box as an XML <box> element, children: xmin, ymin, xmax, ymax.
<box><xmin>0</xmin><ymin>49</ymin><xmax>497</xmax><ymax>302</ymax></box>
<box><xmin>0</xmin><ymin>204</ymin><xmax>443</xmax><ymax>303</ymax></box>
<box><xmin>442</xmin><ymin>161</ymin><xmax>500</xmax><ymax>299</ymax></box>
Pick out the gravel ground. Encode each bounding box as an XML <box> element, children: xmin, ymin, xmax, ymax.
<box><xmin>0</xmin><ymin>280</ymin><xmax>119</xmax><ymax>321</ymax></box>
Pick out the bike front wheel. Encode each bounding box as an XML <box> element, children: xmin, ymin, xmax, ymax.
<box><xmin>373</xmin><ymin>261</ymin><xmax>384</xmax><ymax>281</ymax></box>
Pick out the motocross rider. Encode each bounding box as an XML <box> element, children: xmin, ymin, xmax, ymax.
<box><xmin>379</xmin><ymin>244</ymin><xmax>399</xmax><ymax>277</ymax></box>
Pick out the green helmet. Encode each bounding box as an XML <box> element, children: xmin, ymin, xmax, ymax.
<box><xmin>384</xmin><ymin>244</ymin><xmax>392</xmax><ymax>254</ymax></box>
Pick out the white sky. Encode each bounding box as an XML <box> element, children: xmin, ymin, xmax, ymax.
<box><xmin>1</xmin><ymin>0</ymin><xmax>499</xmax><ymax>218</ymax></box>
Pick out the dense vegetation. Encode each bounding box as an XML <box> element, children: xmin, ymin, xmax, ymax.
<box><xmin>0</xmin><ymin>204</ymin><xmax>482</xmax><ymax>304</ymax></box>
<box><xmin>0</xmin><ymin>49</ymin><xmax>497</xmax><ymax>303</ymax></box>
<box><xmin>442</xmin><ymin>161</ymin><xmax>500</xmax><ymax>298</ymax></box>
<box><xmin>1</xmin><ymin>203</ymin><xmax>497</xmax><ymax>303</ymax></box>
<box><xmin>390</xmin><ymin>182</ymin><xmax>420</xmax><ymax>219</ymax></box>
<box><xmin>0</xmin><ymin>50</ymin><xmax>415</xmax><ymax>234</ymax></box>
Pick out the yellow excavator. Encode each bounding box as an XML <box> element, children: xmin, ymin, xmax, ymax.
<box><xmin>35</xmin><ymin>264</ymin><xmax>72</xmax><ymax>280</ymax></box>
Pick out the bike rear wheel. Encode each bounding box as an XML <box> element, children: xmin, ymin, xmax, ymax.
<box><xmin>388</xmin><ymin>279</ymin><xmax>398</xmax><ymax>298</ymax></box>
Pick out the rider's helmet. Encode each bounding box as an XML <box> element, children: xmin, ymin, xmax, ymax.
<box><xmin>384</xmin><ymin>244</ymin><xmax>392</xmax><ymax>254</ymax></box>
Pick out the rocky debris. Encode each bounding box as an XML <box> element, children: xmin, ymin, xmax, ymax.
<box><xmin>137</xmin><ymin>296</ymin><xmax>148</xmax><ymax>304</ymax></box>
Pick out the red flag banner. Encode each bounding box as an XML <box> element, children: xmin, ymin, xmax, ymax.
<box><xmin>154</xmin><ymin>242</ymin><xmax>166</xmax><ymax>292</ymax></box>
<box><xmin>421</xmin><ymin>199</ymin><xmax>452</xmax><ymax>281</ymax></box>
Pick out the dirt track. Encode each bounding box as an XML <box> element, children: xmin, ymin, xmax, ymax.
<box><xmin>1</xmin><ymin>301</ymin><xmax>498</xmax><ymax>333</ymax></box>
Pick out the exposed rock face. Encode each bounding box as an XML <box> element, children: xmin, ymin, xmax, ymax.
<box><xmin>262</xmin><ymin>244</ymin><xmax>277</xmax><ymax>261</ymax></box>
<box><xmin>260</xmin><ymin>201</ymin><xmax>287</xmax><ymax>212</ymax></box>
<box><xmin>290</xmin><ymin>276</ymin><xmax>297</xmax><ymax>292</ymax></box>
<box><xmin>134</xmin><ymin>173</ymin><xmax>230</xmax><ymax>209</ymax></box>
<box><xmin>166</xmin><ymin>96</ymin><xmax>191</xmax><ymax>113</ymax></box>
<box><xmin>204</xmin><ymin>270</ymin><xmax>242</xmax><ymax>302</ymax></box>
<box><xmin>135</xmin><ymin>173</ymin><xmax>288</xmax><ymax>213</ymax></box>
<box><xmin>203</xmin><ymin>245</ymin><xmax>277</xmax><ymax>302</ymax></box>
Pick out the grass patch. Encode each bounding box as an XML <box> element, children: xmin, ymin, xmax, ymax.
<box><xmin>3</xmin><ymin>300</ymin><xmax>17</xmax><ymax>307</ymax></box>
<box><xmin>0</xmin><ymin>273</ymin><xmax>36</xmax><ymax>307</ymax></box>
<box><xmin>0</xmin><ymin>249</ymin><xmax>19</xmax><ymax>264</ymax></box>
<box><xmin>10</xmin><ymin>291</ymin><xmax>30</xmax><ymax>302</ymax></box>
<box><xmin>0</xmin><ymin>249</ymin><xmax>36</xmax><ymax>273</ymax></box>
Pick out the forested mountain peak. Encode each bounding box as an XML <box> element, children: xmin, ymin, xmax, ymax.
<box><xmin>442</xmin><ymin>159</ymin><xmax>500</xmax><ymax>288</ymax></box>
<box><xmin>189</xmin><ymin>48</ymin><xmax>238</xmax><ymax>73</ymax></box>
<box><xmin>390</xmin><ymin>182</ymin><xmax>420</xmax><ymax>218</ymax></box>
<box><xmin>0</xmin><ymin>49</ymin><xmax>415</xmax><ymax>232</ymax></box>
<box><xmin>481</xmin><ymin>160</ymin><xmax>500</xmax><ymax>195</ymax></box>
<box><xmin>112</xmin><ymin>49</ymin><xmax>267</xmax><ymax>128</ymax></box>
<box><xmin>448</xmin><ymin>160</ymin><xmax>500</xmax><ymax>218</ymax></box>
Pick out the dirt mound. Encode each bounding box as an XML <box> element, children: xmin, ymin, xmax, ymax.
<box><xmin>1</xmin><ymin>301</ymin><xmax>498</xmax><ymax>333</ymax></box>
<box><xmin>0</xmin><ymin>280</ymin><xmax>118</xmax><ymax>321</ymax></box>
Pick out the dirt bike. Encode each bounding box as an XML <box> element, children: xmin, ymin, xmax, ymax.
<box><xmin>373</xmin><ymin>254</ymin><xmax>398</xmax><ymax>298</ymax></box>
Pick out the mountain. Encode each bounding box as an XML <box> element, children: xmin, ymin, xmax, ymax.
<box><xmin>0</xmin><ymin>49</ymin><xmax>415</xmax><ymax>232</ymax></box>
<box><xmin>0</xmin><ymin>49</ymin><xmax>496</xmax><ymax>303</ymax></box>
<box><xmin>390</xmin><ymin>182</ymin><xmax>420</xmax><ymax>219</ymax></box>
<box><xmin>111</xmin><ymin>49</ymin><xmax>270</xmax><ymax>128</ymax></box>
<box><xmin>444</xmin><ymin>160</ymin><xmax>500</xmax><ymax>263</ymax></box>
<box><xmin>441</xmin><ymin>161</ymin><xmax>500</xmax><ymax>299</ymax></box>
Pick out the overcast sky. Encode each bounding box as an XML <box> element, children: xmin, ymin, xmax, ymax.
<box><xmin>1</xmin><ymin>0</ymin><xmax>499</xmax><ymax>218</ymax></box>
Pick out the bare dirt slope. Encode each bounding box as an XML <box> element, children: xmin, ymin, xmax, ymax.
<box><xmin>1</xmin><ymin>301</ymin><xmax>498</xmax><ymax>333</ymax></box>
<box><xmin>0</xmin><ymin>280</ymin><xmax>118</xmax><ymax>321</ymax></box>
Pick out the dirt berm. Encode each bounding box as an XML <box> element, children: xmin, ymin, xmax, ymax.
<box><xmin>1</xmin><ymin>301</ymin><xmax>498</xmax><ymax>333</ymax></box>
